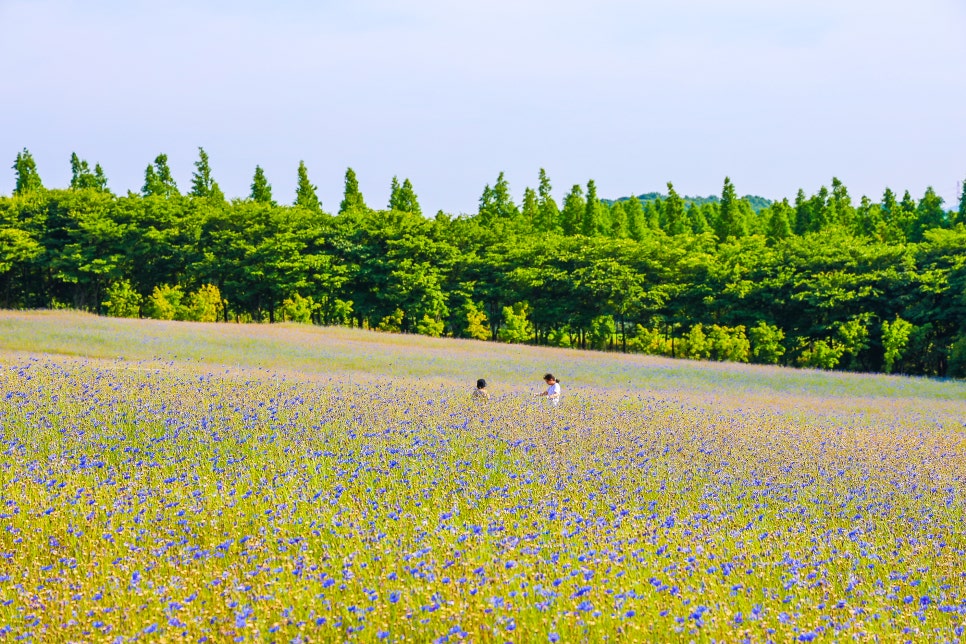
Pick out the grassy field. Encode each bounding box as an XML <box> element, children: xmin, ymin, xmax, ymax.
<box><xmin>1</xmin><ymin>311</ymin><xmax>965</xmax><ymax>642</ymax></box>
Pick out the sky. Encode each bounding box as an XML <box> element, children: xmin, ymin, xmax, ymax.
<box><xmin>1</xmin><ymin>0</ymin><xmax>964</xmax><ymax>215</ymax></box>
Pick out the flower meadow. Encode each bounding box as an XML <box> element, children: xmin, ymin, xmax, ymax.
<box><xmin>1</xmin><ymin>319</ymin><xmax>966</xmax><ymax>642</ymax></box>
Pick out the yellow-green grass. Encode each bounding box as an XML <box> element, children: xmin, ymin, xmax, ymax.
<box><xmin>0</xmin><ymin>311</ymin><xmax>965</xmax><ymax>642</ymax></box>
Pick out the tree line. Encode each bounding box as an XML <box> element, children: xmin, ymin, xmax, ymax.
<box><xmin>3</xmin><ymin>148</ymin><xmax>966</xmax><ymax>377</ymax></box>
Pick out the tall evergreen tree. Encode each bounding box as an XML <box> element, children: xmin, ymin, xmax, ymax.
<box><xmin>958</xmin><ymin>178</ymin><xmax>966</xmax><ymax>226</ymax></box>
<box><xmin>793</xmin><ymin>188</ymin><xmax>809</xmax><ymax>235</ymax></box>
<box><xmin>492</xmin><ymin>172</ymin><xmax>518</xmax><ymax>220</ymax></box>
<box><xmin>582</xmin><ymin>180</ymin><xmax>603</xmax><ymax>237</ymax></box>
<box><xmin>714</xmin><ymin>176</ymin><xmax>746</xmax><ymax>240</ymax></box>
<box><xmin>536</xmin><ymin>168</ymin><xmax>560</xmax><ymax>233</ymax></box>
<box><xmin>644</xmin><ymin>201</ymin><xmax>662</xmax><ymax>231</ymax></box>
<box><xmin>808</xmin><ymin>186</ymin><xmax>830</xmax><ymax>232</ymax></box>
<box><xmin>623</xmin><ymin>195</ymin><xmax>645</xmax><ymax>241</ymax></box>
<box><xmin>12</xmin><ymin>148</ymin><xmax>43</xmax><ymax>195</ymax></box>
<box><xmin>478</xmin><ymin>184</ymin><xmax>495</xmax><ymax>222</ymax></box>
<box><xmin>294</xmin><ymin>161</ymin><xmax>321</xmax><ymax>211</ymax></box>
<box><xmin>881</xmin><ymin>187</ymin><xmax>898</xmax><ymax>218</ymax></box>
<box><xmin>389</xmin><ymin>176</ymin><xmax>422</xmax><ymax>214</ymax></box>
<box><xmin>689</xmin><ymin>203</ymin><xmax>710</xmax><ymax>234</ymax></box>
<box><xmin>560</xmin><ymin>184</ymin><xmax>585</xmax><ymax>236</ymax></box>
<box><xmin>250</xmin><ymin>165</ymin><xmax>274</xmax><ymax>204</ymax></box>
<box><xmin>389</xmin><ymin>178</ymin><xmax>421</xmax><ymax>215</ymax></box>
<box><xmin>190</xmin><ymin>147</ymin><xmax>224</xmax><ymax>201</ymax></box>
<box><xmin>913</xmin><ymin>186</ymin><xmax>946</xmax><ymax>240</ymax></box>
<box><xmin>828</xmin><ymin>177</ymin><xmax>855</xmax><ymax>228</ymax></box>
<box><xmin>664</xmin><ymin>182</ymin><xmax>687</xmax><ymax>235</ymax></box>
<box><xmin>609</xmin><ymin>201</ymin><xmax>627</xmax><ymax>238</ymax></box>
<box><xmin>69</xmin><ymin>152</ymin><xmax>103</xmax><ymax>190</ymax></box>
<box><xmin>895</xmin><ymin>189</ymin><xmax>917</xmax><ymax>239</ymax></box>
<box><xmin>142</xmin><ymin>154</ymin><xmax>179</xmax><ymax>197</ymax></box>
<box><xmin>478</xmin><ymin>172</ymin><xmax>518</xmax><ymax>223</ymax></box>
<box><xmin>388</xmin><ymin>176</ymin><xmax>402</xmax><ymax>210</ymax></box>
<box><xmin>765</xmin><ymin>199</ymin><xmax>793</xmax><ymax>243</ymax></box>
<box><xmin>521</xmin><ymin>187</ymin><xmax>539</xmax><ymax>230</ymax></box>
<box><xmin>854</xmin><ymin>195</ymin><xmax>883</xmax><ymax>238</ymax></box>
<box><xmin>92</xmin><ymin>164</ymin><xmax>109</xmax><ymax>192</ymax></box>
<box><xmin>339</xmin><ymin>167</ymin><xmax>367</xmax><ymax>214</ymax></box>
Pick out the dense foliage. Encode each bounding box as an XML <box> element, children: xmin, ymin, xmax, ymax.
<box><xmin>2</xmin><ymin>148</ymin><xmax>965</xmax><ymax>376</ymax></box>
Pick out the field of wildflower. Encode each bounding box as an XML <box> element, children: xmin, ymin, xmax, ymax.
<box><xmin>1</xmin><ymin>311</ymin><xmax>965</xmax><ymax>642</ymax></box>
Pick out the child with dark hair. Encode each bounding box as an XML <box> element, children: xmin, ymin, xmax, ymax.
<box><xmin>535</xmin><ymin>373</ymin><xmax>561</xmax><ymax>407</ymax></box>
<box><xmin>473</xmin><ymin>378</ymin><xmax>489</xmax><ymax>401</ymax></box>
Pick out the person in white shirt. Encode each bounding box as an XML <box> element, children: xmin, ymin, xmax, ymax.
<box><xmin>536</xmin><ymin>373</ymin><xmax>561</xmax><ymax>407</ymax></box>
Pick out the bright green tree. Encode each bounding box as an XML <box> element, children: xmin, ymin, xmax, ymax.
<box><xmin>13</xmin><ymin>149</ymin><xmax>43</xmax><ymax>195</ymax></box>
<box><xmin>798</xmin><ymin>339</ymin><xmax>845</xmax><ymax>370</ymax></box>
<box><xmin>536</xmin><ymin>168</ymin><xmax>560</xmax><ymax>233</ymax></box>
<box><xmin>377</xmin><ymin>308</ymin><xmax>404</xmax><ymax>332</ymax></box>
<box><xmin>280</xmin><ymin>293</ymin><xmax>316</xmax><ymax>324</ymax></box>
<box><xmin>521</xmin><ymin>187</ymin><xmax>539</xmax><ymax>231</ymax></box>
<box><xmin>70</xmin><ymin>153</ymin><xmax>107</xmax><ymax>191</ymax></box>
<box><xmin>828</xmin><ymin>177</ymin><xmax>855</xmax><ymax>228</ymax></box>
<box><xmin>295</xmin><ymin>161</ymin><xmax>321</xmax><ymax>211</ymax></box>
<box><xmin>93</xmin><ymin>164</ymin><xmax>109</xmax><ymax>191</ymax></box>
<box><xmin>609</xmin><ymin>201</ymin><xmax>627</xmax><ymax>238</ymax></box>
<box><xmin>582</xmin><ymin>180</ymin><xmax>605</xmax><ymax>236</ymax></box>
<box><xmin>560</xmin><ymin>185</ymin><xmax>585</xmax><ymax>236</ymax></box>
<box><xmin>388</xmin><ymin>177</ymin><xmax>421</xmax><ymax>215</ymax></box>
<box><xmin>688</xmin><ymin>204</ymin><xmax>711</xmax><ymax>234</ymax></box>
<box><xmin>498</xmin><ymin>302</ymin><xmax>533</xmax><ymax>343</ymax></box>
<box><xmin>881</xmin><ymin>316</ymin><xmax>913</xmax><ymax>374</ymax></box>
<box><xmin>190</xmin><ymin>147</ymin><xmax>224</xmax><ymax>202</ymax></box>
<box><xmin>837</xmin><ymin>316</ymin><xmax>870</xmax><ymax>370</ymax></box>
<box><xmin>683</xmin><ymin>324</ymin><xmax>711</xmax><ymax>360</ymax></box>
<box><xmin>705</xmin><ymin>325</ymin><xmax>749</xmax><ymax>362</ymax></box>
<box><xmin>145</xmin><ymin>284</ymin><xmax>185</xmax><ymax>320</ymax></box>
<box><xmin>339</xmin><ymin>167</ymin><xmax>367</xmax><ymax>214</ymax></box>
<box><xmin>142</xmin><ymin>154</ymin><xmax>179</xmax><ymax>197</ymax></box>
<box><xmin>664</xmin><ymin>182</ymin><xmax>688</xmax><ymax>235</ymax></box>
<box><xmin>624</xmin><ymin>196</ymin><xmax>645</xmax><ymax>241</ymax></box>
<box><xmin>478</xmin><ymin>172</ymin><xmax>518</xmax><ymax>224</ymax></box>
<box><xmin>416</xmin><ymin>314</ymin><xmax>444</xmax><ymax>337</ymax></box>
<box><xmin>250</xmin><ymin>166</ymin><xmax>274</xmax><ymax>204</ymax></box>
<box><xmin>184</xmin><ymin>284</ymin><xmax>224</xmax><ymax>322</ymax></box>
<box><xmin>793</xmin><ymin>188</ymin><xmax>810</xmax><ymax>235</ymax></box>
<box><xmin>102</xmin><ymin>280</ymin><xmax>142</xmax><ymax>318</ymax></box>
<box><xmin>714</xmin><ymin>176</ymin><xmax>746</xmax><ymax>240</ymax></box>
<box><xmin>765</xmin><ymin>199</ymin><xmax>793</xmax><ymax>243</ymax></box>
<box><xmin>913</xmin><ymin>186</ymin><xmax>946</xmax><ymax>241</ymax></box>
<box><xmin>461</xmin><ymin>300</ymin><xmax>490</xmax><ymax>340</ymax></box>
<box><xmin>588</xmin><ymin>315</ymin><xmax>616</xmax><ymax>350</ymax></box>
<box><xmin>749</xmin><ymin>321</ymin><xmax>786</xmax><ymax>364</ymax></box>
<box><xmin>854</xmin><ymin>195</ymin><xmax>883</xmax><ymax>238</ymax></box>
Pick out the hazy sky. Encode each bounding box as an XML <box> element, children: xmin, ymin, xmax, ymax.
<box><xmin>2</xmin><ymin>0</ymin><xmax>964</xmax><ymax>214</ymax></box>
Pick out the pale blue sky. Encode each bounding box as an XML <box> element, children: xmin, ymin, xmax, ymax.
<box><xmin>2</xmin><ymin>0</ymin><xmax>964</xmax><ymax>214</ymax></box>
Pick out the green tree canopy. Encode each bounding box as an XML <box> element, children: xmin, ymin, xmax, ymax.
<box><xmin>190</xmin><ymin>147</ymin><xmax>224</xmax><ymax>202</ymax></box>
<box><xmin>339</xmin><ymin>167</ymin><xmax>367</xmax><ymax>214</ymax></box>
<box><xmin>142</xmin><ymin>154</ymin><xmax>179</xmax><ymax>198</ymax></box>
<box><xmin>250</xmin><ymin>165</ymin><xmax>274</xmax><ymax>204</ymax></box>
<box><xmin>295</xmin><ymin>161</ymin><xmax>321</xmax><ymax>212</ymax></box>
<box><xmin>70</xmin><ymin>153</ymin><xmax>108</xmax><ymax>191</ymax></box>
<box><xmin>13</xmin><ymin>149</ymin><xmax>43</xmax><ymax>195</ymax></box>
<box><xmin>388</xmin><ymin>176</ymin><xmax>421</xmax><ymax>215</ymax></box>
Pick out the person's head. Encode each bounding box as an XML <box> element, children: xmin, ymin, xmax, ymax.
<box><xmin>477</xmin><ymin>378</ymin><xmax>487</xmax><ymax>389</ymax></box>
<box><xmin>543</xmin><ymin>373</ymin><xmax>556</xmax><ymax>384</ymax></box>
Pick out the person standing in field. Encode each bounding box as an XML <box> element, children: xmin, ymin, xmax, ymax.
<box><xmin>473</xmin><ymin>378</ymin><xmax>490</xmax><ymax>401</ymax></box>
<box><xmin>536</xmin><ymin>373</ymin><xmax>561</xmax><ymax>407</ymax></box>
